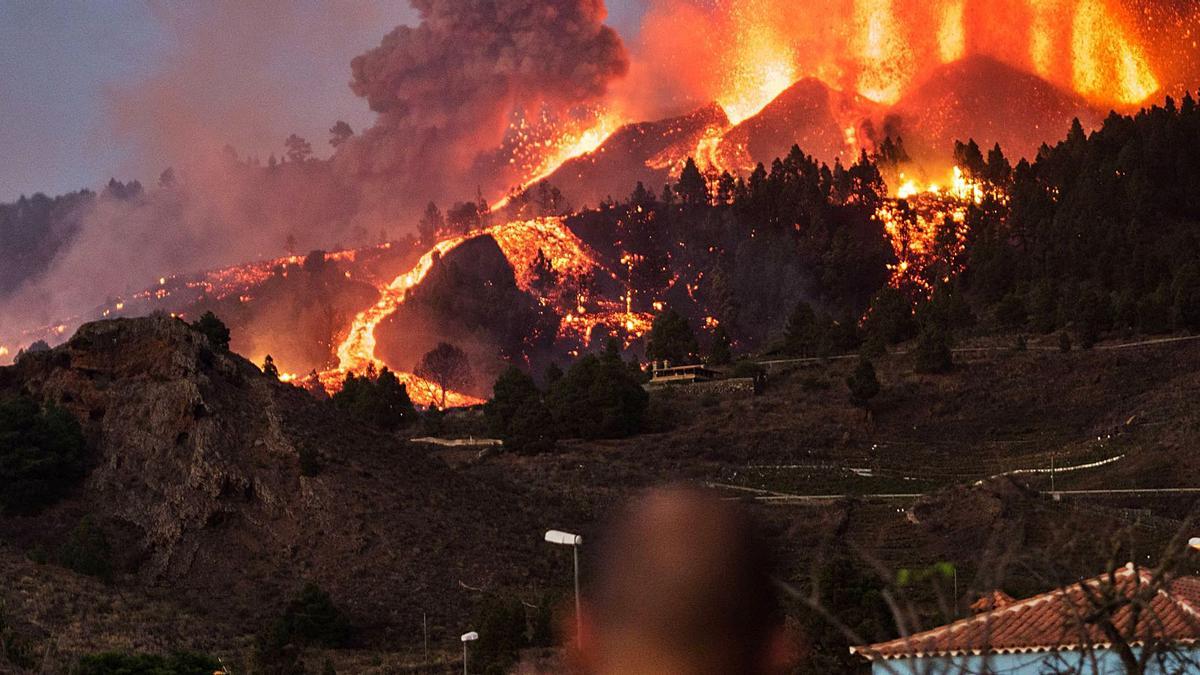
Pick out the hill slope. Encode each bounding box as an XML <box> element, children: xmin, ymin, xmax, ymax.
<box><xmin>0</xmin><ymin>316</ymin><xmax>574</xmax><ymax>654</ymax></box>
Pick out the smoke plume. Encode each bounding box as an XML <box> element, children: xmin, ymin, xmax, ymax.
<box><xmin>338</xmin><ymin>0</ymin><xmax>629</xmax><ymax>203</ymax></box>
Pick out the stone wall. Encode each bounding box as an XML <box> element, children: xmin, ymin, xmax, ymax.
<box><xmin>646</xmin><ymin>377</ymin><xmax>758</xmax><ymax>397</ymax></box>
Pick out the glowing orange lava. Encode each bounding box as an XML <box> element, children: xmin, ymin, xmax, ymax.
<box><xmin>878</xmin><ymin>166</ymin><xmax>986</xmax><ymax>294</ymax></box>
<box><xmin>322</xmin><ymin>217</ymin><xmax>652</xmax><ymax>407</ymax></box>
<box><xmin>1072</xmin><ymin>0</ymin><xmax>1159</xmax><ymax>105</ymax></box>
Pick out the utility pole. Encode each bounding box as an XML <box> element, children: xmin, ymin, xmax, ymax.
<box><xmin>1051</xmin><ymin>451</ymin><xmax>1056</xmax><ymax>493</ymax></box>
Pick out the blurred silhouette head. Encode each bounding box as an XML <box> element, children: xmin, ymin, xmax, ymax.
<box><xmin>579</xmin><ymin>485</ymin><xmax>786</xmax><ymax>675</ymax></box>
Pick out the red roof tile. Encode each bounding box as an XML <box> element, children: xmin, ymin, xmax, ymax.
<box><xmin>853</xmin><ymin>564</ymin><xmax>1200</xmax><ymax>660</ymax></box>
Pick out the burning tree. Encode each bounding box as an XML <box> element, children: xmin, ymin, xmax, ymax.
<box><xmin>415</xmin><ymin>343</ymin><xmax>472</xmax><ymax>409</ymax></box>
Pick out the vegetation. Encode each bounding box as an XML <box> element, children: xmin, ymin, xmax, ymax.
<box><xmin>0</xmin><ymin>396</ymin><xmax>87</xmax><ymax>514</ymax></box>
<box><xmin>331</xmin><ymin>366</ymin><xmax>418</xmax><ymax>431</ymax></box>
<box><xmin>485</xmin><ymin>367</ymin><xmax>557</xmax><ymax>454</ymax></box>
<box><xmin>58</xmin><ymin>516</ymin><xmax>113</xmax><ymax>581</ymax></box>
<box><xmin>646</xmin><ymin>308</ymin><xmax>699</xmax><ymax>365</ymax></box>
<box><xmin>261</xmin><ymin>354</ymin><xmax>279</xmax><ymax>379</ymax></box>
<box><xmin>960</xmin><ymin>96</ymin><xmax>1200</xmax><ymax>338</ymax></box>
<box><xmin>708</xmin><ymin>325</ymin><xmax>733</xmax><ymax>365</ymax></box>
<box><xmin>568</xmin><ymin>145</ymin><xmax>893</xmax><ymax>349</ymax></box>
<box><xmin>846</xmin><ymin>358</ymin><xmax>880</xmax><ymax>411</ymax></box>
<box><xmin>262</xmin><ymin>582</ymin><xmax>352</xmax><ymax>655</ymax></box>
<box><xmin>76</xmin><ymin>651</ymin><xmax>221</xmax><ymax>675</ymax></box>
<box><xmin>913</xmin><ymin>326</ymin><xmax>954</xmax><ymax>374</ymax></box>
<box><xmin>415</xmin><ymin>342</ymin><xmax>472</xmax><ymax>409</ymax></box>
<box><xmin>472</xmin><ymin>597</ymin><xmax>529</xmax><ymax>675</ymax></box>
<box><xmin>546</xmin><ymin>349</ymin><xmax>649</xmax><ymax>440</ymax></box>
<box><xmin>190</xmin><ymin>311</ymin><xmax>230</xmax><ymax>352</ymax></box>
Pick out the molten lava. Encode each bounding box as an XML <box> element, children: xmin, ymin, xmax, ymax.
<box><xmin>878</xmin><ymin>166</ymin><xmax>987</xmax><ymax>294</ymax></box>
<box><xmin>322</xmin><ymin>217</ymin><xmax>652</xmax><ymax>407</ymax></box>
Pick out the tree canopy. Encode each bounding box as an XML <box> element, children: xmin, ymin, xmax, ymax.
<box><xmin>0</xmin><ymin>396</ymin><xmax>87</xmax><ymax>514</ymax></box>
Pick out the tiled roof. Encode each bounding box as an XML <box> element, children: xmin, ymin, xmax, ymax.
<box><xmin>853</xmin><ymin>564</ymin><xmax>1200</xmax><ymax>660</ymax></box>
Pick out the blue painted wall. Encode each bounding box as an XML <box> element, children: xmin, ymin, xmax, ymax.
<box><xmin>871</xmin><ymin>647</ymin><xmax>1199</xmax><ymax>674</ymax></box>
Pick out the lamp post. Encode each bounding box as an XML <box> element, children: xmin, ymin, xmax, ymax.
<box><xmin>1189</xmin><ymin>537</ymin><xmax>1200</xmax><ymax>551</ymax></box>
<box><xmin>545</xmin><ymin>529</ymin><xmax>583</xmax><ymax>645</ymax></box>
<box><xmin>461</xmin><ymin>631</ymin><xmax>478</xmax><ymax>675</ymax></box>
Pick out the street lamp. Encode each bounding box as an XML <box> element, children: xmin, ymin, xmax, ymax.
<box><xmin>1189</xmin><ymin>537</ymin><xmax>1200</xmax><ymax>550</ymax></box>
<box><xmin>461</xmin><ymin>631</ymin><xmax>478</xmax><ymax>675</ymax></box>
<box><xmin>545</xmin><ymin>529</ymin><xmax>583</xmax><ymax>645</ymax></box>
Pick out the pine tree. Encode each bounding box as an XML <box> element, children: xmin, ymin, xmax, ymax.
<box><xmin>262</xmin><ymin>355</ymin><xmax>279</xmax><ymax>379</ymax></box>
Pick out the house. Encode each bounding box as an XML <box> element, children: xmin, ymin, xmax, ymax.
<box><xmin>647</xmin><ymin>362</ymin><xmax>718</xmax><ymax>386</ymax></box>
<box><xmin>852</xmin><ymin>564</ymin><xmax>1200</xmax><ymax>674</ymax></box>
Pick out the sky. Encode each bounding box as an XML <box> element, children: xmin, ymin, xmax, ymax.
<box><xmin>0</xmin><ymin>1</ymin><xmax>650</xmax><ymax>203</ymax></box>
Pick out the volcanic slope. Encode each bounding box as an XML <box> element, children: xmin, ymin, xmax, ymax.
<box><xmin>715</xmin><ymin>77</ymin><xmax>881</xmax><ymax>171</ymax></box>
<box><xmin>890</xmin><ymin>55</ymin><xmax>1105</xmax><ymax>161</ymax></box>
<box><xmin>544</xmin><ymin>103</ymin><xmax>730</xmax><ymax>207</ymax></box>
<box><xmin>0</xmin><ymin>316</ymin><xmax>577</xmax><ymax>661</ymax></box>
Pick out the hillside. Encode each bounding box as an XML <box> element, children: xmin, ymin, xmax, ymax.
<box><xmin>0</xmin><ymin>316</ymin><xmax>581</xmax><ymax>670</ymax></box>
<box><xmin>2</xmin><ymin>318</ymin><xmax>1199</xmax><ymax>670</ymax></box>
<box><xmin>891</xmin><ymin>55</ymin><xmax>1104</xmax><ymax>161</ymax></box>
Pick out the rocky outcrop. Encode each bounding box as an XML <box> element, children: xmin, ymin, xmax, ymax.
<box><xmin>0</xmin><ymin>316</ymin><xmax>567</xmax><ymax>643</ymax></box>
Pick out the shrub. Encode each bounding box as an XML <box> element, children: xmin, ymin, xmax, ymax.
<box><xmin>0</xmin><ymin>396</ymin><xmax>87</xmax><ymax>514</ymax></box>
<box><xmin>547</xmin><ymin>352</ymin><xmax>648</xmax><ymax>440</ymax></box>
<box><xmin>77</xmin><ymin>651</ymin><xmax>220</xmax><ymax>675</ymax></box>
<box><xmin>58</xmin><ymin>516</ymin><xmax>113</xmax><ymax>581</ymax></box>
<box><xmin>913</xmin><ymin>327</ymin><xmax>953</xmax><ymax>374</ymax></box>
<box><xmin>264</xmin><ymin>582</ymin><xmax>352</xmax><ymax>651</ymax></box>
<box><xmin>995</xmin><ymin>293</ymin><xmax>1028</xmax><ymax>329</ymax></box>
<box><xmin>473</xmin><ymin>598</ymin><xmax>528</xmax><ymax>674</ymax></box>
<box><xmin>846</xmin><ymin>359</ymin><xmax>880</xmax><ymax>409</ymax></box>
<box><xmin>331</xmin><ymin>368</ymin><xmax>417</xmax><ymax>431</ymax></box>
<box><xmin>485</xmin><ymin>367</ymin><xmax>557</xmax><ymax>454</ymax></box>
<box><xmin>189</xmin><ymin>311</ymin><xmax>230</xmax><ymax>351</ymax></box>
<box><xmin>1059</xmin><ymin>331</ymin><xmax>1073</xmax><ymax>353</ymax></box>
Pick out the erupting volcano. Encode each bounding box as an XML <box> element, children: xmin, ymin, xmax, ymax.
<box><xmin>2</xmin><ymin>0</ymin><xmax>1197</xmax><ymax>408</ymax></box>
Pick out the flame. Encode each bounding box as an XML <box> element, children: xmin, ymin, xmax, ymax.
<box><xmin>878</xmin><ymin>166</ymin><xmax>987</xmax><ymax>294</ymax></box>
<box><xmin>495</xmin><ymin>112</ymin><xmax>622</xmax><ymax>210</ymax></box>
<box><xmin>716</xmin><ymin>2</ymin><xmax>799</xmax><ymax>124</ymax></box>
<box><xmin>853</xmin><ymin>0</ymin><xmax>916</xmax><ymax>105</ymax></box>
<box><xmin>1072</xmin><ymin>0</ymin><xmax>1159</xmax><ymax>105</ymax></box>
<box><xmin>643</xmin><ymin>0</ymin><xmax>1165</xmax><ymax>118</ymax></box>
<box><xmin>937</xmin><ymin>0</ymin><xmax>967</xmax><ymax>63</ymax></box>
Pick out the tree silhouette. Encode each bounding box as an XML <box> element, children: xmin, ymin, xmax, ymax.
<box><xmin>284</xmin><ymin>134</ymin><xmax>313</xmax><ymax>163</ymax></box>
<box><xmin>646</xmin><ymin>308</ymin><xmax>699</xmax><ymax>365</ymax></box>
<box><xmin>191</xmin><ymin>311</ymin><xmax>230</xmax><ymax>352</ymax></box>
<box><xmin>262</xmin><ymin>355</ymin><xmax>279</xmax><ymax>380</ymax></box>
<box><xmin>415</xmin><ymin>343</ymin><xmax>472</xmax><ymax>409</ymax></box>
<box><xmin>328</xmin><ymin>121</ymin><xmax>353</xmax><ymax>148</ymax></box>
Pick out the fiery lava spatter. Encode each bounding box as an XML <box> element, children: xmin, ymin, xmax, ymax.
<box><xmin>323</xmin><ymin>217</ymin><xmax>651</xmax><ymax>407</ymax></box>
<box><xmin>495</xmin><ymin>112</ymin><xmax>622</xmax><ymax>210</ymax></box>
<box><xmin>878</xmin><ymin>167</ymin><xmax>988</xmax><ymax>294</ymax></box>
<box><xmin>1072</xmin><ymin>0</ymin><xmax>1159</xmax><ymax>105</ymax></box>
<box><xmin>716</xmin><ymin>2</ymin><xmax>799</xmax><ymax>125</ymax></box>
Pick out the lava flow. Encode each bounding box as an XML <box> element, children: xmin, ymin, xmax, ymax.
<box><xmin>321</xmin><ymin>217</ymin><xmax>651</xmax><ymax>407</ymax></box>
<box><xmin>877</xmin><ymin>166</ymin><xmax>990</xmax><ymax>294</ymax></box>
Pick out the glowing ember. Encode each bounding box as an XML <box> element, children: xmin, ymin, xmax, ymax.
<box><xmin>877</xmin><ymin>166</ymin><xmax>986</xmax><ymax>294</ymax></box>
<box><xmin>853</xmin><ymin>0</ymin><xmax>915</xmax><ymax>105</ymax></box>
<box><xmin>495</xmin><ymin>112</ymin><xmax>622</xmax><ymax>210</ymax></box>
<box><xmin>1072</xmin><ymin>0</ymin><xmax>1159</xmax><ymax>105</ymax></box>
